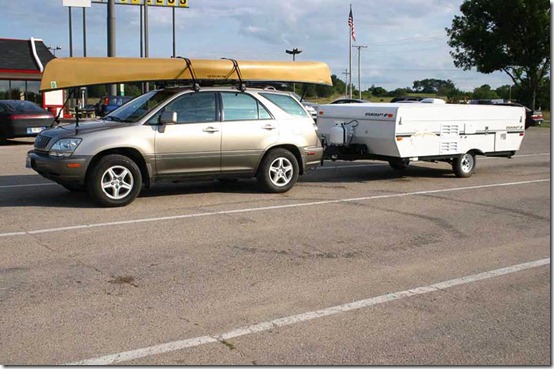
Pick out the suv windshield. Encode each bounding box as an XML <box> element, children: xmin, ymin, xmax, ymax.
<box><xmin>103</xmin><ymin>90</ymin><xmax>176</xmax><ymax>123</ymax></box>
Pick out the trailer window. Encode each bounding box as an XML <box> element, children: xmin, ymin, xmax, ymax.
<box><xmin>260</xmin><ymin>93</ymin><xmax>309</xmax><ymax>118</ymax></box>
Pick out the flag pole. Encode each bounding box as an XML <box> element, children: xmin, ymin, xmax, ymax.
<box><xmin>348</xmin><ymin>5</ymin><xmax>352</xmax><ymax>98</ymax></box>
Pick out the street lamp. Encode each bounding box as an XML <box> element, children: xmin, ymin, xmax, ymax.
<box><xmin>48</xmin><ymin>45</ymin><xmax>62</xmax><ymax>56</ymax></box>
<box><xmin>285</xmin><ymin>48</ymin><xmax>302</xmax><ymax>61</ymax></box>
<box><xmin>285</xmin><ymin>48</ymin><xmax>302</xmax><ymax>94</ymax></box>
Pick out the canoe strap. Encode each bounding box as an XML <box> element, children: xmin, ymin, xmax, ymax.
<box><xmin>177</xmin><ymin>57</ymin><xmax>200</xmax><ymax>91</ymax></box>
<box><xmin>221</xmin><ymin>58</ymin><xmax>246</xmax><ymax>92</ymax></box>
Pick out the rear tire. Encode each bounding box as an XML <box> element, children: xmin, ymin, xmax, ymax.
<box><xmin>452</xmin><ymin>152</ymin><xmax>476</xmax><ymax>178</ymax></box>
<box><xmin>257</xmin><ymin>149</ymin><xmax>299</xmax><ymax>193</ymax></box>
<box><xmin>87</xmin><ymin>154</ymin><xmax>142</xmax><ymax>207</ymax></box>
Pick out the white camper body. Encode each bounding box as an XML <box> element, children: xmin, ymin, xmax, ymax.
<box><xmin>317</xmin><ymin>103</ymin><xmax>526</xmax><ymax>177</ymax></box>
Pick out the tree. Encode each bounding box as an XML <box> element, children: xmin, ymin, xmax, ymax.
<box><xmin>446</xmin><ymin>0</ymin><xmax>550</xmax><ymax>109</ymax></box>
<box><xmin>413</xmin><ymin>79</ymin><xmax>455</xmax><ymax>94</ymax></box>
<box><xmin>472</xmin><ymin>84</ymin><xmax>500</xmax><ymax>100</ymax></box>
<box><xmin>369</xmin><ymin>85</ymin><xmax>387</xmax><ymax>97</ymax></box>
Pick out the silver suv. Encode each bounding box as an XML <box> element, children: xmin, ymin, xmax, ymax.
<box><xmin>27</xmin><ymin>87</ymin><xmax>323</xmax><ymax>207</ymax></box>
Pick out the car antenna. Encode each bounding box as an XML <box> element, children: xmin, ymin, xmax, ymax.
<box><xmin>73</xmin><ymin>88</ymin><xmax>80</xmax><ymax>134</ymax></box>
<box><xmin>50</xmin><ymin>89</ymin><xmax>74</xmax><ymax>127</ymax></box>
<box><xmin>300</xmin><ymin>84</ymin><xmax>308</xmax><ymax>102</ymax></box>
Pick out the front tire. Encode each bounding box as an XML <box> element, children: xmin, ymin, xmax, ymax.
<box><xmin>87</xmin><ymin>154</ymin><xmax>142</xmax><ymax>207</ymax></box>
<box><xmin>452</xmin><ymin>152</ymin><xmax>476</xmax><ymax>178</ymax></box>
<box><xmin>257</xmin><ymin>148</ymin><xmax>299</xmax><ymax>193</ymax></box>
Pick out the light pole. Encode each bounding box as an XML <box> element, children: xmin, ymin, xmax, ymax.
<box><xmin>48</xmin><ymin>45</ymin><xmax>62</xmax><ymax>56</ymax></box>
<box><xmin>286</xmin><ymin>48</ymin><xmax>302</xmax><ymax>94</ymax></box>
<box><xmin>352</xmin><ymin>44</ymin><xmax>367</xmax><ymax>99</ymax></box>
<box><xmin>341</xmin><ymin>69</ymin><xmax>349</xmax><ymax>97</ymax></box>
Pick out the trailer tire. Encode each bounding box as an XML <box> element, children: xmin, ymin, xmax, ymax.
<box><xmin>452</xmin><ymin>152</ymin><xmax>476</xmax><ymax>178</ymax></box>
<box><xmin>389</xmin><ymin>159</ymin><xmax>409</xmax><ymax>170</ymax></box>
<box><xmin>257</xmin><ymin>148</ymin><xmax>299</xmax><ymax>193</ymax></box>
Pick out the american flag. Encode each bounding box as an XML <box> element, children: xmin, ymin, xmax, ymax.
<box><xmin>348</xmin><ymin>6</ymin><xmax>356</xmax><ymax>41</ymax></box>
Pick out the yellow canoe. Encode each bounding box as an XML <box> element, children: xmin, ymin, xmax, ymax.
<box><xmin>40</xmin><ymin>57</ymin><xmax>333</xmax><ymax>91</ymax></box>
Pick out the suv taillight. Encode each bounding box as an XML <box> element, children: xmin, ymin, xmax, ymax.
<box><xmin>104</xmin><ymin>97</ymin><xmax>109</xmax><ymax>105</ymax></box>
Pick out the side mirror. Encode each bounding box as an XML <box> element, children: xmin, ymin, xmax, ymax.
<box><xmin>159</xmin><ymin>111</ymin><xmax>177</xmax><ymax>125</ymax></box>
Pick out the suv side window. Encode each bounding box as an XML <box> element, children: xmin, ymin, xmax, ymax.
<box><xmin>259</xmin><ymin>93</ymin><xmax>309</xmax><ymax>118</ymax></box>
<box><xmin>163</xmin><ymin>92</ymin><xmax>217</xmax><ymax>124</ymax></box>
<box><xmin>221</xmin><ymin>92</ymin><xmax>271</xmax><ymax>121</ymax></box>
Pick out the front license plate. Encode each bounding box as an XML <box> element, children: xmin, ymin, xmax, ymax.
<box><xmin>27</xmin><ymin>127</ymin><xmax>45</xmax><ymax>134</ymax></box>
<box><xmin>25</xmin><ymin>155</ymin><xmax>32</xmax><ymax>168</ymax></box>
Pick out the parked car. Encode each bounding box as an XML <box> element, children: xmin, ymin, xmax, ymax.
<box><xmin>96</xmin><ymin>95</ymin><xmax>133</xmax><ymax>116</ymax></box>
<box><xmin>27</xmin><ymin>87</ymin><xmax>323</xmax><ymax>207</ymax></box>
<box><xmin>0</xmin><ymin>100</ymin><xmax>54</xmax><ymax>141</ymax></box>
<box><xmin>330</xmin><ymin>98</ymin><xmax>369</xmax><ymax>104</ymax></box>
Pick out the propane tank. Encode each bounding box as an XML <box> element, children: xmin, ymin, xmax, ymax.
<box><xmin>330</xmin><ymin>122</ymin><xmax>348</xmax><ymax>146</ymax></box>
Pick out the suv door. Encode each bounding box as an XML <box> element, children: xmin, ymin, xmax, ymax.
<box><xmin>220</xmin><ymin>92</ymin><xmax>278</xmax><ymax>173</ymax></box>
<box><xmin>154</xmin><ymin>91</ymin><xmax>221</xmax><ymax>177</ymax></box>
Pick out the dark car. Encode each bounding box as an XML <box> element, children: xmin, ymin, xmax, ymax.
<box><xmin>330</xmin><ymin>98</ymin><xmax>369</xmax><ymax>104</ymax></box>
<box><xmin>0</xmin><ymin>100</ymin><xmax>54</xmax><ymax>141</ymax></box>
<box><xmin>97</xmin><ymin>95</ymin><xmax>133</xmax><ymax>116</ymax></box>
<box><xmin>390</xmin><ymin>96</ymin><xmax>426</xmax><ymax>103</ymax></box>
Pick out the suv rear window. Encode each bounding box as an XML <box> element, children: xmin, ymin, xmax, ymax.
<box><xmin>260</xmin><ymin>93</ymin><xmax>309</xmax><ymax>118</ymax></box>
<box><xmin>221</xmin><ymin>92</ymin><xmax>271</xmax><ymax>121</ymax></box>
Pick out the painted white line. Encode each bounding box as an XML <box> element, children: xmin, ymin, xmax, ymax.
<box><xmin>66</xmin><ymin>258</ymin><xmax>550</xmax><ymax>365</ymax></box>
<box><xmin>0</xmin><ymin>179</ymin><xmax>549</xmax><ymax>239</ymax></box>
<box><xmin>0</xmin><ymin>182</ymin><xmax>56</xmax><ymax>189</ymax></box>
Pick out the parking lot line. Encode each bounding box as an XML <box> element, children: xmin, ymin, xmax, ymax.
<box><xmin>0</xmin><ymin>178</ymin><xmax>548</xmax><ymax>238</ymax></box>
<box><xmin>0</xmin><ymin>182</ymin><xmax>56</xmax><ymax>189</ymax></box>
<box><xmin>66</xmin><ymin>258</ymin><xmax>550</xmax><ymax>365</ymax></box>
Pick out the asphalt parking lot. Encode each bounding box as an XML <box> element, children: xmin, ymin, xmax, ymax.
<box><xmin>0</xmin><ymin>127</ymin><xmax>550</xmax><ymax>365</ymax></box>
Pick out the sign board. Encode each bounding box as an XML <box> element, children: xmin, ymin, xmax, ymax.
<box><xmin>91</xmin><ymin>0</ymin><xmax>188</xmax><ymax>7</ymax></box>
<box><xmin>63</xmin><ymin>0</ymin><xmax>92</xmax><ymax>7</ymax></box>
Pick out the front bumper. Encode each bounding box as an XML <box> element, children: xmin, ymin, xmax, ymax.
<box><xmin>26</xmin><ymin>150</ymin><xmax>92</xmax><ymax>186</ymax></box>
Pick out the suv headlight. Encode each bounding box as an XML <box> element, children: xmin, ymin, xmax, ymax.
<box><xmin>49</xmin><ymin>138</ymin><xmax>82</xmax><ymax>157</ymax></box>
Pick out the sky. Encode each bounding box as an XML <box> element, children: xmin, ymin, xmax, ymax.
<box><xmin>2</xmin><ymin>0</ymin><xmax>514</xmax><ymax>92</ymax></box>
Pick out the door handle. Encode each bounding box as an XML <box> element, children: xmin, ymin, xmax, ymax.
<box><xmin>262</xmin><ymin>124</ymin><xmax>277</xmax><ymax>130</ymax></box>
<box><xmin>202</xmin><ymin>127</ymin><xmax>219</xmax><ymax>133</ymax></box>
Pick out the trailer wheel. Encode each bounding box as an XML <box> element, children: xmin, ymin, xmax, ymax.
<box><xmin>389</xmin><ymin>159</ymin><xmax>409</xmax><ymax>170</ymax></box>
<box><xmin>257</xmin><ymin>148</ymin><xmax>299</xmax><ymax>193</ymax></box>
<box><xmin>452</xmin><ymin>152</ymin><xmax>476</xmax><ymax>178</ymax></box>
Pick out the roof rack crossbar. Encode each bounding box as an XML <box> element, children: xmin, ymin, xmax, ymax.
<box><xmin>221</xmin><ymin>58</ymin><xmax>246</xmax><ymax>92</ymax></box>
<box><xmin>177</xmin><ymin>56</ymin><xmax>200</xmax><ymax>91</ymax></box>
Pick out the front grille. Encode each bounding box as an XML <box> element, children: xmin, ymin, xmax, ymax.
<box><xmin>34</xmin><ymin>135</ymin><xmax>51</xmax><ymax>149</ymax></box>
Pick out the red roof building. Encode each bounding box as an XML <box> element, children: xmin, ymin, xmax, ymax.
<box><xmin>0</xmin><ymin>38</ymin><xmax>56</xmax><ymax>104</ymax></box>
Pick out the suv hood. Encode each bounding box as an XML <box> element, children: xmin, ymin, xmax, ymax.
<box><xmin>41</xmin><ymin>120</ymin><xmax>131</xmax><ymax>140</ymax></box>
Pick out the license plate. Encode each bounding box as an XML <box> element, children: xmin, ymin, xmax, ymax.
<box><xmin>27</xmin><ymin>127</ymin><xmax>45</xmax><ymax>134</ymax></box>
<box><xmin>25</xmin><ymin>155</ymin><xmax>32</xmax><ymax>169</ymax></box>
